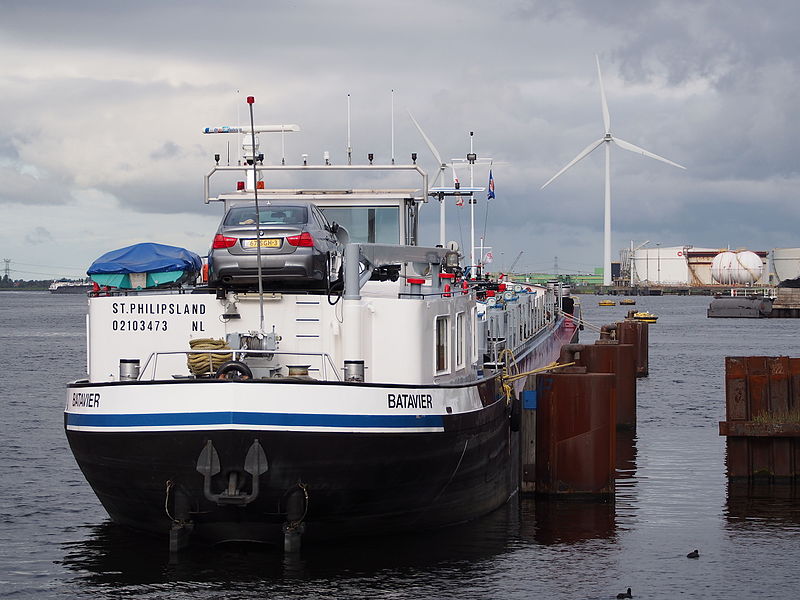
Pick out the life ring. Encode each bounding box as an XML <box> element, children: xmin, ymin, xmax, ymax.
<box><xmin>677</xmin><ymin>251</ymin><xmax>683</xmax><ymax>257</ymax></box>
<box><xmin>215</xmin><ymin>360</ymin><xmax>253</xmax><ymax>380</ymax></box>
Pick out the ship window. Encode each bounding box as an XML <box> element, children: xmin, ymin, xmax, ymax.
<box><xmin>435</xmin><ymin>315</ymin><xmax>450</xmax><ymax>374</ymax></box>
<box><xmin>455</xmin><ymin>312</ymin><xmax>465</xmax><ymax>369</ymax></box>
<box><xmin>471</xmin><ymin>306</ymin><xmax>478</xmax><ymax>363</ymax></box>
<box><xmin>320</xmin><ymin>206</ymin><xmax>399</xmax><ymax>243</ymax></box>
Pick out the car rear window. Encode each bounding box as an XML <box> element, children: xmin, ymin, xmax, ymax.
<box><xmin>224</xmin><ymin>206</ymin><xmax>308</xmax><ymax>226</ymax></box>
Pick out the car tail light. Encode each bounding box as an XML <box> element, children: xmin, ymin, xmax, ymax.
<box><xmin>212</xmin><ymin>234</ymin><xmax>237</xmax><ymax>249</ymax></box>
<box><xmin>286</xmin><ymin>232</ymin><xmax>314</xmax><ymax>247</ymax></box>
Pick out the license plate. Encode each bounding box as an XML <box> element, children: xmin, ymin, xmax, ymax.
<box><xmin>245</xmin><ymin>239</ymin><xmax>281</xmax><ymax>248</ymax></box>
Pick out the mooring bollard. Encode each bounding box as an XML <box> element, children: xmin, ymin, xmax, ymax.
<box><xmin>617</xmin><ymin>318</ymin><xmax>649</xmax><ymax>378</ymax></box>
<box><xmin>535</xmin><ymin>361</ymin><xmax>616</xmax><ymax>498</ymax></box>
<box><xmin>580</xmin><ymin>341</ymin><xmax>637</xmax><ymax>430</ymax></box>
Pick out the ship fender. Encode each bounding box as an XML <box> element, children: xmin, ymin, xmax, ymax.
<box><xmin>510</xmin><ymin>393</ymin><xmax>521</xmax><ymax>432</ymax></box>
<box><xmin>215</xmin><ymin>360</ymin><xmax>253</xmax><ymax>380</ymax></box>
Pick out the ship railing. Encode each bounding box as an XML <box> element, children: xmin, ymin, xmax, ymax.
<box><xmin>204</xmin><ymin>163</ymin><xmax>428</xmax><ymax>204</ymax></box>
<box><xmin>138</xmin><ymin>349</ymin><xmax>342</xmax><ymax>382</ymax></box>
<box><xmin>729</xmin><ymin>287</ymin><xmax>776</xmax><ymax>299</ymax></box>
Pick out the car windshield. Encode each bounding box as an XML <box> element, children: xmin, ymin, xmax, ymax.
<box><xmin>224</xmin><ymin>206</ymin><xmax>308</xmax><ymax>226</ymax></box>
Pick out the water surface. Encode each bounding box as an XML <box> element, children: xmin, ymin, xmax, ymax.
<box><xmin>1</xmin><ymin>291</ymin><xmax>798</xmax><ymax>598</ymax></box>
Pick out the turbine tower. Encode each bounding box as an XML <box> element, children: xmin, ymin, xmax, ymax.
<box><xmin>541</xmin><ymin>55</ymin><xmax>686</xmax><ymax>286</ymax></box>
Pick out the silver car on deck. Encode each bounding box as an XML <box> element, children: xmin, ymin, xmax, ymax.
<box><xmin>207</xmin><ymin>201</ymin><xmax>344</xmax><ymax>292</ymax></box>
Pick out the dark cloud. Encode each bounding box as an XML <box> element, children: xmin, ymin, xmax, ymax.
<box><xmin>24</xmin><ymin>226</ymin><xmax>54</xmax><ymax>245</ymax></box>
<box><xmin>2</xmin><ymin>0</ymin><xmax>800</xmax><ymax>271</ymax></box>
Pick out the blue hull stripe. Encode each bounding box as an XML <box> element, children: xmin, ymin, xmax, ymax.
<box><xmin>66</xmin><ymin>411</ymin><xmax>444</xmax><ymax>429</ymax></box>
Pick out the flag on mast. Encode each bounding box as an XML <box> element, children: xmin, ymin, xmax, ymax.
<box><xmin>487</xmin><ymin>170</ymin><xmax>495</xmax><ymax>199</ymax></box>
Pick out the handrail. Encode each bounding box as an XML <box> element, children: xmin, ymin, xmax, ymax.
<box><xmin>138</xmin><ymin>349</ymin><xmax>341</xmax><ymax>382</ymax></box>
<box><xmin>204</xmin><ymin>163</ymin><xmax>428</xmax><ymax>204</ymax></box>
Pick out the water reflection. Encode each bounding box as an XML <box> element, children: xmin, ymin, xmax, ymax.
<box><xmin>616</xmin><ymin>429</ymin><xmax>638</xmax><ymax>480</ymax></box>
<box><xmin>59</xmin><ymin>502</ymin><xmax>519</xmax><ymax>589</ymax></box>
<box><xmin>726</xmin><ymin>481</ymin><xmax>800</xmax><ymax>530</ymax></box>
<box><xmin>519</xmin><ymin>498</ymin><xmax>616</xmax><ymax>545</ymax></box>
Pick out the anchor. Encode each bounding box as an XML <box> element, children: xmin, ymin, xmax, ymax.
<box><xmin>195</xmin><ymin>439</ymin><xmax>269</xmax><ymax>505</ymax></box>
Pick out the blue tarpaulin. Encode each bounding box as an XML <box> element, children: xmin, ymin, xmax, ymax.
<box><xmin>87</xmin><ymin>243</ymin><xmax>202</xmax><ymax>275</ymax></box>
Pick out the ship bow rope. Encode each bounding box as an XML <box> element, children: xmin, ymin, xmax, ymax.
<box><xmin>498</xmin><ymin>348</ymin><xmax>575</xmax><ymax>399</ymax></box>
<box><xmin>187</xmin><ymin>338</ymin><xmax>233</xmax><ymax>376</ymax></box>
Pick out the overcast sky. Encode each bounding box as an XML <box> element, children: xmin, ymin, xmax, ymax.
<box><xmin>2</xmin><ymin>0</ymin><xmax>799</xmax><ymax>278</ymax></box>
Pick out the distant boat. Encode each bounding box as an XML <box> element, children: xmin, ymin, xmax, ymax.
<box><xmin>619</xmin><ymin>298</ymin><xmax>636</xmax><ymax>305</ymax></box>
<box><xmin>49</xmin><ymin>279</ymin><xmax>92</xmax><ymax>294</ymax></box>
<box><xmin>599</xmin><ymin>299</ymin><xmax>616</xmax><ymax>306</ymax></box>
<box><xmin>633</xmin><ymin>311</ymin><xmax>658</xmax><ymax>323</ymax></box>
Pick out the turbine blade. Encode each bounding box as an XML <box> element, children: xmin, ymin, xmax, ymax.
<box><xmin>613</xmin><ymin>137</ymin><xmax>686</xmax><ymax>169</ymax></box>
<box><xmin>407</xmin><ymin>110</ymin><xmax>443</xmax><ymax>167</ymax></box>
<box><xmin>596</xmin><ymin>54</ymin><xmax>611</xmax><ymax>134</ymax></box>
<box><xmin>541</xmin><ymin>139</ymin><xmax>605</xmax><ymax>189</ymax></box>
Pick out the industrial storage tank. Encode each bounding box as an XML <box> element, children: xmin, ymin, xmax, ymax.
<box><xmin>630</xmin><ymin>246</ymin><xmax>695</xmax><ymax>285</ymax></box>
<box><xmin>711</xmin><ymin>251</ymin><xmax>764</xmax><ymax>285</ymax></box>
<box><xmin>772</xmin><ymin>248</ymin><xmax>800</xmax><ymax>283</ymax></box>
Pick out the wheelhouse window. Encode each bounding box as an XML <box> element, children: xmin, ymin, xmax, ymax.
<box><xmin>435</xmin><ymin>315</ymin><xmax>450</xmax><ymax>374</ymax></box>
<box><xmin>471</xmin><ymin>306</ymin><xmax>478</xmax><ymax>363</ymax></box>
<box><xmin>320</xmin><ymin>206</ymin><xmax>399</xmax><ymax>243</ymax></box>
<box><xmin>455</xmin><ymin>312</ymin><xmax>465</xmax><ymax>369</ymax></box>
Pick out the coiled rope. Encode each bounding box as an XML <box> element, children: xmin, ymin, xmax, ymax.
<box><xmin>187</xmin><ymin>338</ymin><xmax>232</xmax><ymax>376</ymax></box>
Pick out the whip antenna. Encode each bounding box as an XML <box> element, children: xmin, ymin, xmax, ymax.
<box><xmin>347</xmin><ymin>93</ymin><xmax>352</xmax><ymax>165</ymax></box>
<box><xmin>390</xmin><ymin>89</ymin><xmax>395</xmax><ymax>165</ymax></box>
<box><xmin>247</xmin><ymin>96</ymin><xmax>266</xmax><ymax>333</ymax></box>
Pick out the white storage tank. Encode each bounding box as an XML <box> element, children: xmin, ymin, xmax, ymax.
<box><xmin>772</xmin><ymin>248</ymin><xmax>800</xmax><ymax>282</ymax></box>
<box><xmin>711</xmin><ymin>251</ymin><xmax>763</xmax><ymax>285</ymax></box>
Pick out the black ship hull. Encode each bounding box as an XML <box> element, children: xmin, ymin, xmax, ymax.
<box><xmin>65</xmin><ymin>395</ymin><xmax>518</xmax><ymax>545</ymax></box>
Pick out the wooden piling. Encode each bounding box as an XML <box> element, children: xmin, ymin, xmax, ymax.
<box><xmin>719</xmin><ymin>356</ymin><xmax>800</xmax><ymax>481</ymax></box>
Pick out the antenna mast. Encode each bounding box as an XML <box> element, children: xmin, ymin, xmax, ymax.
<box><xmin>347</xmin><ymin>93</ymin><xmax>352</xmax><ymax>165</ymax></box>
<box><xmin>390</xmin><ymin>89</ymin><xmax>395</xmax><ymax>165</ymax></box>
<box><xmin>469</xmin><ymin>131</ymin><xmax>475</xmax><ymax>277</ymax></box>
<box><xmin>247</xmin><ymin>96</ymin><xmax>266</xmax><ymax>333</ymax></box>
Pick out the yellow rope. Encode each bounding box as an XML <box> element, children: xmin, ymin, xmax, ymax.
<box><xmin>187</xmin><ymin>338</ymin><xmax>233</xmax><ymax>375</ymax></box>
<box><xmin>504</xmin><ymin>360</ymin><xmax>576</xmax><ymax>384</ymax></box>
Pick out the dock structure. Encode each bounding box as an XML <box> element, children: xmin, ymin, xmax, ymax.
<box><xmin>707</xmin><ymin>287</ymin><xmax>800</xmax><ymax>318</ymax></box>
<box><xmin>520</xmin><ymin>316</ymin><xmax>648</xmax><ymax>497</ymax></box>
<box><xmin>719</xmin><ymin>356</ymin><xmax>800</xmax><ymax>482</ymax></box>
<box><xmin>770</xmin><ymin>287</ymin><xmax>800</xmax><ymax>318</ymax></box>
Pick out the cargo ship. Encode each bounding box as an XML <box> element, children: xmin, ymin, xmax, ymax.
<box><xmin>64</xmin><ymin>110</ymin><xmax>578</xmax><ymax>551</ymax></box>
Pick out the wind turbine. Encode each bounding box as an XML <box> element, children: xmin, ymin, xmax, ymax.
<box><xmin>408</xmin><ymin>111</ymin><xmax>484</xmax><ymax>250</ymax></box>
<box><xmin>541</xmin><ymin>54</ymin><xmax>686</xmax><ymax>287</ymax></box>
<box><xmin>408</xmin><ymin>111</ymin><xmax>449</xmax><ymax>246</ymax></box>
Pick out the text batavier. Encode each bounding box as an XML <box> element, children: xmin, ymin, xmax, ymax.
<box><xmin>245</xmin><ymin>239</ymin><xmax>281</xmax><ymax>248</ymax></box>
<box><xmin>72</xmin><ymin>392</ymin><xmax>100</xmax><ymax>407</ymax></box>
<box><xmin>387</xmin><ymin>393</ymin><xmax>433</xmax><ymax>409</ymax></box>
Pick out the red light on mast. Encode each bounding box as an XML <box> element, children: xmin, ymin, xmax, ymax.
<box><xmin>247</xmin><ymin>96</ymin><xmax>255</xmax><ymax>104</ymax></box>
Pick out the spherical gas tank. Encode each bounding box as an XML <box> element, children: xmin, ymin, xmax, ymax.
<box><xmin>711</xmin><ymin>251</ymin><xmax>763</xmax><ymax>284</ymax></box>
